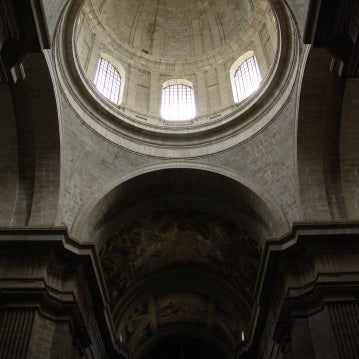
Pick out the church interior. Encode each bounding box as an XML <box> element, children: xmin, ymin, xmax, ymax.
<box><xmin>0</xmin><ymin>0</ymin><xmax>358</xmax><ymax>358</ymax></box>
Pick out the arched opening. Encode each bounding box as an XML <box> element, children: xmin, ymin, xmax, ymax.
<box><xmin>72</xmin><ymin>168</ymin><xmax>286</xmax><ymax>357</ymax></box>
<box><xmin>231</xmin><ymin>52</ymin><xmax>262</xmax><ymax>103</ymax></box>
<box><xmin>297</xmin><ymin>48</ymin><xmax>347</xmax><ymax>220</ymax></box>
<box><xmin>94</xmin><ymin>57</ymin><xmax>122</xmax><ymax>104</ymax></box>
<box><xmin>0</xmin><ymin>53</ymin><xmax>61</xmax><ymax>226</ymax></box>
<box><xmin>161</xmin><ymin>79</ymin><xmax>196</xmax><ymax>121</ymax></box>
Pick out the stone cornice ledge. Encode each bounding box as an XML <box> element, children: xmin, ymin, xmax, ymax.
<box><xmin>0</xmin><ymin>226</ymin><xmax>125</xmax><ymax>358</ymax></box>
<box><xmin>254</xmin><ymin>221</ymin><xmax>359</xmax><ymax>296</ymax></box>
<box><xmin>248</xmin><ymin>221</ymin><xmax>359</xmax><ymax>354</ymax></box>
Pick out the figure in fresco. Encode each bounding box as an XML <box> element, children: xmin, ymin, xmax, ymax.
<box><xmin>124</xmin><ymin>302</ymin><xmax>149</xmax><ymax>342</ymax></box>
<box><xmin>131</xmin><ymin>243</ymin><xmax>164</xmax><ymax>274</ymax></box>
<box><xmin>128</xmin><ymin>323</ymin><xmax>151</xmax><ymax>354</ymax></box>
<box><xmin>101</xmin><ymin>211</ymin><xmax>260</xmax><ymax>304</ymax></box>
<box><xmin>156</xmin><ymin>293</ymin><xmax>207</xmax><ymax>325</ymax></box>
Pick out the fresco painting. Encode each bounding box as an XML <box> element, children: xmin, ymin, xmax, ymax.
<box><xmin>102</xmin><ymin>211</ymin><xmax>260</xmax><ymax>302</ymax></box>
<box><xmin>156</xmin><ymin>293</ymin><xmax>208</xmax><ymax>325</ymax></box>
<box><xmin>123</xmin><ymin>302</ymin><xmax>149</xmax><ymax>342</ymax></box>
<box><xmin>214</xmin><ymin>300</ymin><xmax>243</xmax><ymax>347</ymax></box>
<box><xmin>119</xmin><ymin>294</ymin><xmax>244</xmax><ymax>353</ymax></box>
<box><xmin>212</xmin><ymin>322</ymin><xmax>230</xmax><ymax>346</ymax></box>
<box><xmin>128</xmin><ymin>323</ymin><xmax>151</xmax><ymax>354</ymax></box>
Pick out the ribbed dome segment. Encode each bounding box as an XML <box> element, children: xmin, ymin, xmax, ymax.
<box><xmin>92</xmin><ymin>0</ymin><xmax>258</xmax><ymax>60</ymax></box>
<box><xmin>77</xmin><ymin>0</ymin><xmax>277</xmax><ymax>118</ymax></box>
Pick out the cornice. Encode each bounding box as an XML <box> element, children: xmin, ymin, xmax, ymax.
<box><xmin>0</xmin><ymin>226</ymin><xmax>125</xmax><ymax>358</ymax></box>
<box><xmin>249</xmin><ymin>221</ymin><xmax>359</xmax><ymax>353</ymax></box>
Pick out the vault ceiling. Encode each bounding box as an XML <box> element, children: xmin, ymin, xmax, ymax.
<box><xmin>81</xmin><ymin>169</ymin><xmax>275</xmax><ymax>357</ymax></box>
<box><xmin>89</xmin><ymin>0</ymin><xmax>264</xmax><ymax>60</ymax></box>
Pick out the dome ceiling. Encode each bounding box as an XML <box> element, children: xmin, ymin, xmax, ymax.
<box><xmin>90</xmin><ymin>0</ymin><xmax>260</xmax><ymax>61</ymax></box>
<box><xmin>68</xmin><ymin>0</ymin><xmax>293</xmax><ymax>156</ymax></box>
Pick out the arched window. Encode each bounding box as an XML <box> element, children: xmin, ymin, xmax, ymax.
<box><xmin>161</xmin><ymin>80</ymin><xmax>196</xmax><ymax>121</ymax></box>
<box><xmin>94</xmin><ymin>58</ymin><xmax>122</xmax><ymax>104</ymax></box>
<box><xmin>231</xmin><ymin>52</ymin><xmax>262</xmax><ymax>103</ymax></box>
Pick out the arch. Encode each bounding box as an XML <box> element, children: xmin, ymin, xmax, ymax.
<box><xmin>70</xmin><ymin>164</ymin><xmax>289</xmax><ymax>358</ymax></box>
<box><xmin>134</xmin><ymin>325</ymin><xmax>231</xmax><ymax>359</ymax></box>
<box><xmin>0</xmin><ymin>53</ymin><xmax>61</xmax><ymax>226</ymax></box>
<box><xmin>297</xmin><ymin>47</ymin><xmax>347</xmax><ymax>220</ymax></box>
<box><xmin>71</xmin><ymin>163</ymin><xmax>289</xmax><ymax>243</ymax></box>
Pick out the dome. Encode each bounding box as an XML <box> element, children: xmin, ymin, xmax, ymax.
<box><xmin>76</xmin><ymin>0</ymin><xmax>277</xmax><ymax>117</ymax></box>
<box><xmin>71</xmin><ymin>0</ymin><xmax>286</xmax><ymax>141</ymax></box>
<box><xmin>78</xmin><ymin>0</ymin><xmax>275</xmax><ymax>62</ymax></box>
<box><xmin>57</xmin><ymin>0</ymin><xmax>297</xmax><ymax>157</ymax></box>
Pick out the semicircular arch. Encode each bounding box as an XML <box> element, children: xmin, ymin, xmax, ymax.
<box><xmin>71</xmin><ymin>163</ymin><xmax>289</xmax><ymax>242</ymax></box>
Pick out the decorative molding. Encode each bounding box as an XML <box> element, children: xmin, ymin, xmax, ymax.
<box><xmin>0</xmin><ymin>308</ymin><xmax>35</xmax><ymax>358</ymax></box>
<box><xmin>0</xmin><ymin>227</ymin><xmax>125</xmax><ymax>358</ymax></box>
<box><xmin>250</xmin><ymin>221</ymin><xmax>359</xmax><ymax>357</ymax></box>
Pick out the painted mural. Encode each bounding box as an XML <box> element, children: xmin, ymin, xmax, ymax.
<box><xmin>101</xmin><ymin>211</ymin><xmax>260</xmax><ymax>302</ymax></box>
<box><xmin>123</xmin><ymin>302</ymin><xmax>149</xmax><ymax>343</ymax></box>
<box><xmin>127</xmin><ymin>322</ymin><xmax>151</xmax><ymax>354</ymax></box>
<box><xmin>214</xmin><ymin>300</ymin><xmax>243</xmax><ymax>349</ymax></box>
<box><xmin>156</xmin><ymin>293</ymin><xmax>208</xmax><ymax>325</ymax></box>
<box><xmin>120</xmin><ymin>293</ymin><xmax>245</xmax><ymax>355</ymax></box>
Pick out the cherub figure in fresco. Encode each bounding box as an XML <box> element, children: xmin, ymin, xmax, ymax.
<box><xmin>136</xmin><ymin>220</ymin><xmax>180</xmax><ymax>269</ymax></box>
<box><xmin>131</xmin><ymin>245</ymin><xmax>164</xmax><ymax>274</ymax></box>
<box><xmin>126</xmin><ymin>215</ymin><xmax>177</xmax><ymax>275</ymax></box>
<box><xmin>171</xmin><ymin>233</ymin><xmax>199</xmax><ymax>262</ymax></box>
<box><xmin>157</xmin><ymin>215</ymin><xmax>205</xmax><ymax>263</ymax></box>
<box><xmin>158</xmin><ymin>301</ymin><xmax>185</xmax><ymax>321</ymax></box>
<box><xmin>102</xmin><ymin>241</ymin><xmax>128</xmax><ymax>281</ymax></box>
<box><xmin>123</xmin><ymin>302</ymin><xmax>150</xmax><ymax>347</ymax></box>
<box><xmin>157</xmin><ymin>294</ymin><xmax>207</xmax><ymax>324</ymax></box>
<box><xmin>181</xmin><ymin>220</ymin><xmax>225</xmax><ymax>270</ymax></box>
<box><xmin>126</xmin><ymin>305</ymin><xmax>148</xmax><ymax>332</ymax></box>
<box><xmin>158</xmin><ymin>301</ymin><xmax>203</xmax><ymax>323</ymax></box>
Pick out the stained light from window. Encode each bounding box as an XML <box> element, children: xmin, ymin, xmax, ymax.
<box><xmin>94</xmin><ymin>58</ymin><xmax>121</xmax><ymax>104</ymax></box>
<box><xmin>161</xmin><ymin>84</ymin><xmax>196</xmax><ymax>121</ymax></box>
<box><xmin>233</xmin><ymin>55</ymin><xmax>262</xmax><ymax>103</ymax></box>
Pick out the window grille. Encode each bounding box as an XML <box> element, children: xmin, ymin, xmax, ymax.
<box><xmin>161</xmin><ymin>83</ymin><xmax>196</xmax><ymax>121</ymax></box>
<box><xmin>233</xmin><ymin>55</ymin><xmax>261</xmax><ymax>103</ymax></box>
<box><xmin>94</xmin><ymin>58</ymin><xmax>121</xmax><ymax>104</ymax></box>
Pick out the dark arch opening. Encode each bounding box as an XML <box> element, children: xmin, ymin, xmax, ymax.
<box><xmin>137</xmin><ymin>333</ymin><xmax>229</xmax><ymax>359</ymax></box>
